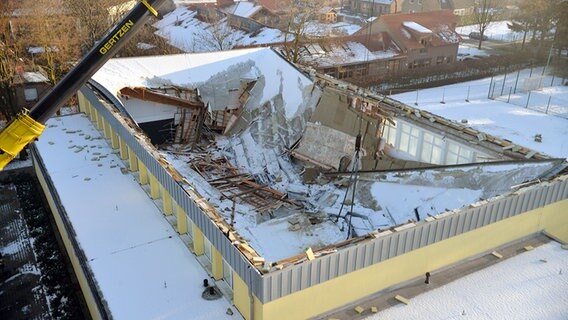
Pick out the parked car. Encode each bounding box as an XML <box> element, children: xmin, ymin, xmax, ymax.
<box><xmin>469</xmin><ymin>32</ymin><xmax>489</xmax><ymax>41</ymax></box>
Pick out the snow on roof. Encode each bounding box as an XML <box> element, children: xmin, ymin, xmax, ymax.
<box><xmin>367</xmin><ymin>242</ymin><xmax>568</xmax><ymax>320</ymax></box>
<box><xmin>22</xmin><ymin>72</ymin><xmax>48</xmax><ymax>83</ymax></box>
<box><xmin>305</xmin><ymin>21</ymin><xmax>362</xmax><ymax>37</ymax></box>
<box><xmin>403</xmin><ymin>21</ymin><xmax>433</xmax><ymax>34</ymax></box>
<box><xmin>162</xmin><ymin>140</ymin><xmax>557</xmax><ymax>261</ymax></box>
<box><xmin>371</xmin><ymin>10</ymin><xmax>460</xmax><ymax>49</ymax></box>
<box><xmin>224</xmin><ymin>1</ymin><xmax>263</xmax><ymax>18</ymax></box>
<box><xmin>92</xmin><ymin>48</ymin><xmax>313</xmax><ymax>119</ymax></box>
<box><xmin>300</xmin><ymin>41</ymin><xmax>399</xmax><ymax>67</ymax></box>
<box><xmin>34</xmin><ymin>114</ymin><xmax>239</xmax><ymax>320</ymax></box>
<box><xmin>90</xmin><ymin>48</ymin><xmax>564</xmax><ymax>264</ymax></box>
<box><xmin>154</xmin><ymin>7</ymin><xmax>287</xmax><ymax>53</ymax></box>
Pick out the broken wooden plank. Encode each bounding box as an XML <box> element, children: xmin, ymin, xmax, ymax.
<box><xmin>491</xmin><ymin>251</ymin><xmax>503</xmax><ymax>259</ymax></box>
<box><xmin>395</xmin><ymin>295</ymin><xmax>410</xmax><ymax>305</ymax></box>
<box><xmin>354</xmin><ymin>306</ymin><xmax>365</xmax><ymax>314</ymax></box>
<box><xmin>306</xmin><ymin>248</ymin><xmax>315</xmax><ymax>261</ymax></box>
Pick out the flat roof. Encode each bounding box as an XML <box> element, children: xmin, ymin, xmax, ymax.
<box><xmin>34</xmin><ymin>114</ymin><xmax>240</xmax><ymax>320</ymax></box>
<box><xmin>368</xmin><ymin>242</ymin><xmax>568</xmax><ymax>319</ymax></box>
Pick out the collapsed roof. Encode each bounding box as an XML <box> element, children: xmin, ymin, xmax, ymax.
<box><xmin>91</xmin><ymin>47</ymin><xmax>566</xmax><ymax>265</ymax></box>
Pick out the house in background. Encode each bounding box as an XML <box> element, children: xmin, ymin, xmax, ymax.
<box><xmin>292</xmin><ymin>33</ymin><xmax>405</xmax><ymax>80</ymax></box>
<box><xmin>357</xmin><ymin>10</ymin><xmax>460</xmax><ymax>69</ymax></box>
<box><xmin>319</xmin><ymin>7</ymin><xmax>339</xmax><ymax>23</ymax></box>
<box><xmin>450</xmin><ymin>0</ymin><xmax>476</xmax><ymax>16</ymax></box>
<box><xmin>12</xmin><ymin>70</ymin><xmax>51</xmax><ymax>112</ymax></box>
<box><xmin>342</xmin><ymin>0</ymin><xmax>395</xmax><ymax>17</ymax></box>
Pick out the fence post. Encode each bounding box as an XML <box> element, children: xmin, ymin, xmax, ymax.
<box><xmin>526</xmin><ymin>91</ymin><xmax>531</xmax><ymax>108</ymax></box>
<box><xmin>415</xmin><ymin>90</ymin><xmax>419</xmax><ymax>106</ymax></box>
<box><xmin>466</xmin><ymin>86</ymin><xmax>470</xmax><ymax>102</ymax></box>
<box><xmin>488</xmin><ymin>76</ymin><xmax>493</xmax><ymax>99</ymax></box>
<box><xmin>545</xmin><ymin>96</ymin><xmax>552</xmax><ymax>114</ymax></box>
<box><xmin>514</xmin><ymin>69</ymin><xmax>521</xmax><ymax>94</ymax></box>
<box><xmin>507</xmin><ymin>87</ymin><xmax>512</xmax><ymax>103</ymax></box>
<box><xmin>441</xmin><ymin>88</ymin><xmax>446</xmax><ymax>104</ymax></box>
<box><xmin>500</xmin><ymin>69</ymin><xmax>508</xmax><ymax>96</ymax></box>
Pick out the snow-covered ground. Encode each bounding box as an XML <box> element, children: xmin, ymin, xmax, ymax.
<box><xmin>390</xmin><ymin>67</ymin><xmax>568</xmax><ymax>158</ymax></box>
<box><xmin>35</xmin><ymin>114</ymin><xmax>240</xmax><ymax>320</ymax></box>
<box><xmin>366</xmin><ymin>242</ymin><xmax>568</xmax><ymax>320</ymax></box>
<box><xmin>457</xmin><ymin>20</ymin><xmax>533</xmax><ymax>42</ymax></box>
<box><xmin>457</xmin><ymin>42</ymin><xmax>489</xmax><ymax>59</ymax></box>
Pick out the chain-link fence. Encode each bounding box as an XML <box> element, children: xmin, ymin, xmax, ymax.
<box><xmin>488</xmin><ymin>70</ymin><xmax>568</xmax><ymax>119</ymax></box>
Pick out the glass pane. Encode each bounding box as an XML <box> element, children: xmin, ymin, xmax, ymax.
<box><xmin>24</xmin><ymin>88</ymin><xmax>38</xmax><ymax>101</ymax></box>
<box><xmin>408</xmin><ymin>136</ymin><xmax>418</xmax><ymax>156</ymax></box>
<box><xmin>432</xmin><ymin>146</ymin><xmax>442</xmax><ymax>164</ymax></box>
<box><xmin>421</xmin><ymin>144</ymin><xmax>432</xmax><ymax>162</ymax></box>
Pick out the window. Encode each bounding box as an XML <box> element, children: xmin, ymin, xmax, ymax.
<box><xmin>223</xmin><ymin>259</ymin><xmax>233</xmax><ymax>289</ymax></box>
<box><xmin>446</xmin><ymin>142</ymin><xmax>473</xmax><ymax>164</ymax></box>
<box><xmin>419</xmin><ymin>47</ymin><xmax>427</xmax><ymax>53</ymax></box>
<box><xmin>383</xmin><ymin>122</ymin><xmax>397</xmax><ymax>146</ymax></box>
<box><xmin>24</xmin><ymin>88</ymin><xmax>38</xmax><ymax>101</ymax></box>
<box><xmin>421</xmin><ymin>132</ymin><xmax>444</xmax><ymax>164</ymax></box>
<box><xmin>436</xmin><ymin>56</ymin><xmax>444</xmax><ymax>64</ymax></box>
<box><xmin>398</xmin><ymin>122</ymin><xmax>420</xmax><ymax>157</ymax></box>
<box><xmin>187</xmin><ymin>220</ymin><xmax>193</xmax><ymax>241</ymax></box>
<box><xmin>204</xmin><ymin>237</ymin><xmax>212</xmax><ymax>262</ymax></box>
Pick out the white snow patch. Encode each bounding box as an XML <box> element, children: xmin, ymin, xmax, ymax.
<box><xmin>366</xmin><ymin>242</ymin><xmax>568</xmax><ymax>320</ymax></box>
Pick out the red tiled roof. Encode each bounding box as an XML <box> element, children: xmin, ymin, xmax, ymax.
<box><xmin>375</xmin><ymin>10</ymin><xmax>460</xmax><ymax>50</ymax></box>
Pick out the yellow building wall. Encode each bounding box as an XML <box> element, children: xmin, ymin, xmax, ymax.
<box><xmin>175</xmin><ymin>204</ymin><xmax>188</xmax><ymax>234</ymax></box>
<box><xmin>233</xmin><ymin>272</ymin><xmax>263</xmax><ymax>320</ymax></box>
<box><xmin>192</xmin><ymin>223</ymin><xmax>204</xmax><ymax>255</ymax></box>
<box><xmin>260</xmin><ymin>199</ymin><xmax>568</xmax><ymax>320</ymax></box>
<box><xmin>34</xmin><ymin>158</ymin><xmax>104</xmax><ymax>320</ymax></box>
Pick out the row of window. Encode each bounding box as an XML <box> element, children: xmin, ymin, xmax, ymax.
<box><xmin>383</xmin><ymin>121</ymin><xmax>475</xmax><ymax>165</ymax></box>
<box><xmin>203</xmin><ymin>237</ymin><xmax>233</xmax><ymax>289</ymax></box>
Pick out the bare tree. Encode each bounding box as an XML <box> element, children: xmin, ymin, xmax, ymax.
<box><xmin>0</xmin><ymin>0</ymin><xmax>21</xmax><ymax>121</ymax></box>
<box><xmin>472</xmin><ymin>0</ymin><xmax>501</xmax><ymax>49</ymax></box>
<box><xmin>62</xmin><ymin>0</ymin><xmax>119</xmax><ymax>53</ymax></box>
<box><xmin>281</xmin><ymin>0</ymin><xmax>319</xmax><ymax>63</ymax></box>
<box><xmin>23</xmin><ymin>0</ymin><xmax>80</xmax><ymax>84</ymax></box>
<box><xmin>555</xmin><ymin>0</ymin><xmax>568</xmax><ymax>56</ymax></box>
<box><xmin>514</xmin><ymin>0</ymin><xmax>560</xmax><ymax>54</ymax></box>
<box><xmin>118</xmin><ymin>23</ymin><xmax>182</xmax><ymax>56</ymax></box>
<box><xmin>194</xmin><ymin>15</ymin><xmax>239</xmax><ymax>52</ymax></box>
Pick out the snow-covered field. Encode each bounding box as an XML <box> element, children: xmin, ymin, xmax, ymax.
<box><xmin>457</xmin><ymin>20</ymin><xmax>533</xmax><ymax>42</ymax></box>
<box><xmin>390</xmin><ymin>67</ymin><xmax>568</xmax><ymax>158</ymax></box>
<box><xmin>366</xmin><ymin>242</ymin><xmax>568</xmax><ymax>320</ymax></box>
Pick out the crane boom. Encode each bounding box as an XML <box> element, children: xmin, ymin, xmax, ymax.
<box><xmin>0</xmin><ymin>0</ymin><xmax>166</xmax><ymax>170</ymax></box>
